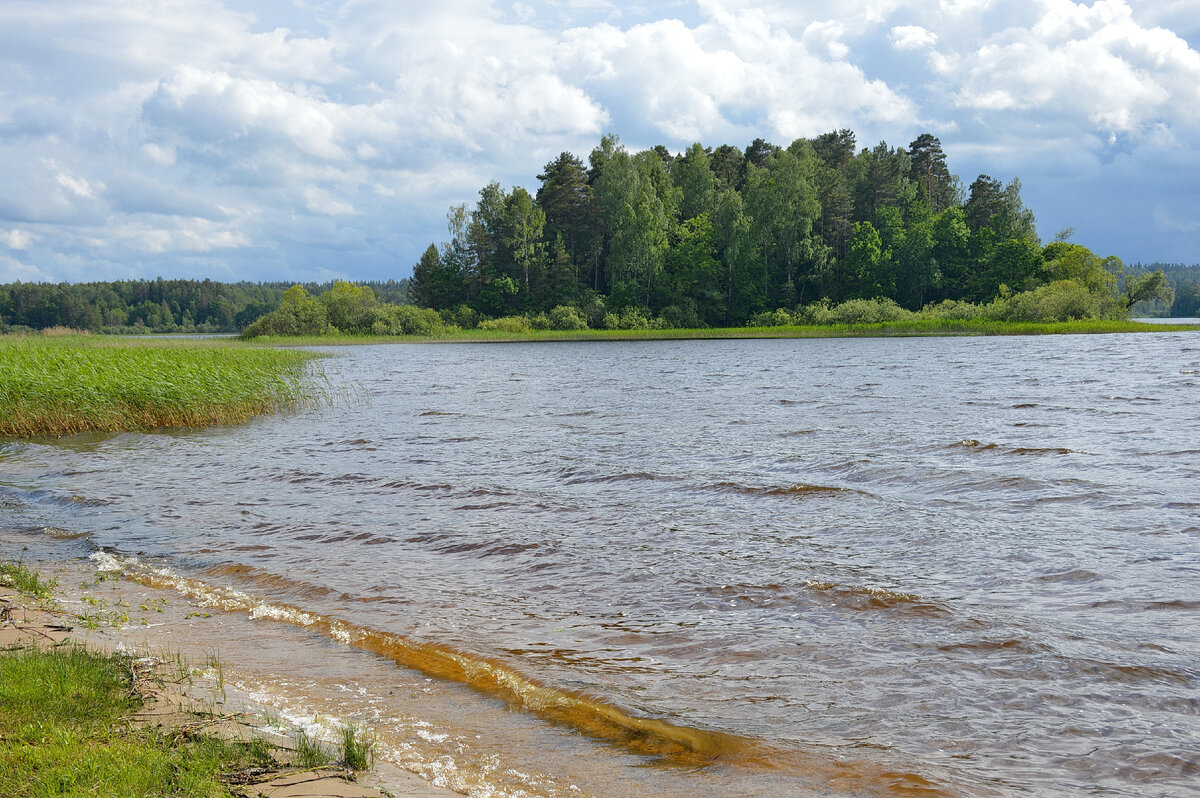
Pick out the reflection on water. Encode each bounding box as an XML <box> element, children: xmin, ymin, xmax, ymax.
<box><xmin>3</xmin><ymin>332</ymin><xmax>1199</xmax><ymax>797</ymax></box>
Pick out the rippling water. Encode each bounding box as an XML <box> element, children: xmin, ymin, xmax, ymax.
<box><xmin>3</xmin><ymin>333</ymin><xmax>1199</xmax><ymax>796</ymax></box>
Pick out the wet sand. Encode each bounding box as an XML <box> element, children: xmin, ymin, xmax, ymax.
<box><xmin>1</xmin><ymin>576</ymin><xmax>460</xmax><ymax>798</ymax></box>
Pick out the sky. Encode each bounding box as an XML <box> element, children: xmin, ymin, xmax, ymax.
<box><xmin>1</xmin><ymin>0</ymin><xmax>1197</xmax><ymax>285</ymax></box>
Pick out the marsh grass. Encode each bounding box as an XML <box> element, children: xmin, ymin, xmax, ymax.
<box><xmin>0</xmin><ymin>645</ymin><xmax>274</xmax><ymax>798</ymax></box>
<box><xmin>0</xmin><ymin>335</ymin><xmax>327</xmax><ymax>437</ymax></box>
<box><xmin>246</xmin><ymin>317</ymin><xmax>1198</xmax><ymax>347</ymax></box>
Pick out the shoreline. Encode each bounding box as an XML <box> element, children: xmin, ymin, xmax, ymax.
<box><xmin>1</xmin><ymin>557</ymin><xmax>462</xmax><ymax>798</ymax></box>
<box><xmin>244</xmin><ymin>317</ymin><xmax>1200</xmax><ymax>346</ymax></box>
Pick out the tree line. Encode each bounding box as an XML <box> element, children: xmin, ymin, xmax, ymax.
<box><xmin>0</xmin><ymin>278</ymin><xmax>410</xmax><ymax>333</ymax></box>
<box><xmin>2</xmin><ymin>130</ymin><xmax>1188</xmax><ymax>336</ymax></box>
<box><xmin>409</xmin><ymin>131</ymin><xmax>1175</xmax><ymax>326</ymax></box>
<box><xmin>1129</xmin><ymin>263</ymin><xmax>1200</xmax><ymax>317</ymax></box>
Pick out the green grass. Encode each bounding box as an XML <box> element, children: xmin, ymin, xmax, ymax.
<box><xmin>0</xmin><ymin>645</ymin><xmax>273</xmax><ymax>798</ymax></box>
<box><xmin>0</xmin><ymin>335</ymin><xmax>326</xmax><ymax>437</ymax></box>
<box><xmin>0</xmin><ymin>561</ymin><xmax>58</xmax><ymax>602</ymax></box>
<box><xmin>246</xmin><ymin>317</ymin><xmax>1199</xmax><ymax>346</ymax></box>
<box><xmin>294</xmin><ymin>729</ymin><xmax>333</xmax><ymax>768</ymax></box>
<box><xmin>339</xmin><ymin>725</ymin><xmax>374</xmax><ymax>771</ymax></box>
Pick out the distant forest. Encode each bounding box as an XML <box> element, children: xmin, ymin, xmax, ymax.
<box><xmin>0</xmin><ymin>279</ymin><xmax>410</xmax><ymax>333</ymax></box>
<box><xmin>2</xmin><ymin>130</ymin><xmax>1197</xmax><ymax>335</ymax></box>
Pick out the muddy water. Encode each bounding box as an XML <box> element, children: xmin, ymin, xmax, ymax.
<box><xmin>3</xmin><ymin>333</ymin><xmax>1199</xmax><ymax>797</ymax></box>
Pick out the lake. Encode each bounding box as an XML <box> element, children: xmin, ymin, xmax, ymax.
<box><xmin>2</xmin><ymin>332</ymin><xmax>1198</xmax><ymax>797</ymax></box>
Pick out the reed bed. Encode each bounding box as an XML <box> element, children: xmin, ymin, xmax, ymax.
<box><xmin>0</xmin><ymin>335</ymin><xmax>325</xmax><ymax>437</ymax></box>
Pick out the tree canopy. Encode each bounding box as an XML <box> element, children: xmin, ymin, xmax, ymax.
<box><xmin>406</xmin><ymin>131</ymin><xmax>1172</xmax><ymax>326</ymax></box>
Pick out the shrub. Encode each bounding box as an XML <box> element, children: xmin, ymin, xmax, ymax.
<box><xmin>985</xmin><ymin>280</ymin><xmax>1116</xmax><ymax>322</ymax></box>
<box><xmin>545</xmin><ymin>305</ymin><xmax>589</xmax><ymax>330</ymax></box>
<box><xmin>749</xmin><ymin>308</ymin><xmax>797</xmax><ymax>327</ymax></box>
<box><xmin>318</xmin><ymin>281</ymin><xmax>379</xmax><ymax>333</ymax></box>
<box><xmin>823</xmin><ymin>298</ymin><xmax>912</xmax><ymax>324</ymax></box>
<box><xmin>441</xmin><ymin>304</ymin><xmax>480</xmax><ymax>330</ymax></box>
<box><xmin>601</xmin><ymin>307</ymin><xmax>661</xmax><ymax>330</ymax></box>
<box><xmin>478</xmin><ymin>316</ymin><xmax>533</xmax><ymax>333</ymax></box>
<box><xmin>919</xmin><ymin>299</ymin><xmax>983</xmax><ymax>320</ymax></box>
<box><xmin>242</xmin><ymin>286</ymin><xmax>333</xmax><ymax>337</ymax></box>
<box><xmin>659</xmin><ymin>303</ymin><xmax>702</xmax><ymax>329</ymax></box>
<box><xmin>369</xmin><ymin>304</ymin><xmax>447</xmax><ymax>335</ymax></box>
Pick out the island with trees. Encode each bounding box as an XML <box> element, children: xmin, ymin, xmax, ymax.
<box><xmin>2</xmin><ymin>130</ymin><xmax>1195</xmax><ymax>339</ymax></box>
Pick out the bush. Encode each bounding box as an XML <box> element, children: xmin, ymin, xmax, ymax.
<box><xmin>984</xmin><ymin>280</ymin><xmax>1117</xmax><ymax>322</ymax></box>
<box><xmin>441</xmin><ymin>304</ymin><xmax>480</xmax><ymax>330</ymax></box>
<box><xmin>601</xmin><ymin>307</ymin><xmax>661</xmax><ymax>330</ymax></box>
<box><xmin>749</xmin><ymin>308</ymin><xmax>797</xmax><ymax>327</ymax></box>
<box><xmin>478</xmin><ymin>316</ymin><xmax>533</xmax><ymax>333</ymax></box>
<box><xmin>545</xmin><ymin>305</ymin><xmax>589</xmax><ymax>330</ymax></box>
<box><xmin>318</xmin><ymin>281</ymin><xmax>379</xmax><ymax>333</ymax></box>
<box><xmin>369</xmin><ymin>304</ymin><xmax>447</xmax><ymax>335</ymax></box>
<box><xmin>659</xmin><ymin>303</ymin><xmax>703</xmax><ymax>329</ymax></box>
<box><xmin>918</xmin><ymin>299</ymin><xmax>984</xmax><ymax>321</ymax></box>
<box><xmin>823</xmin><ymin>298</ymin><xmax>913</xmax><ymax>324</ymax></box>
<box><xmin>242</xmin><ymin>286</ymin><xmax>334</xmax><ymax>337</ymax></box>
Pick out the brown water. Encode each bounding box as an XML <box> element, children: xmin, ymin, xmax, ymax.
<box><xmin>3</xmin><ymin>334</ymin><xmax>1199</xmax><ymax>796</ymax></box>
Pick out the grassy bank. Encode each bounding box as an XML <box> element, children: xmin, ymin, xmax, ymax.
<box><xmin>1</xmin><ymin>560</ymin><xmax>387</xmax><ymax>798</ymax></box>
<box><xmin>0</xmin><ymin>335</ymin><xmax>325</xmax><ymax>437</ymax></box>
<box><xmin>247</xmin><ymin>317</ymin><xmax>1200</xmax><ymax>346</ymax></box>
<box><xmin>0</xmin><ymin>645</ymin><xmax>275</xmax><ymax>798</ymax></box>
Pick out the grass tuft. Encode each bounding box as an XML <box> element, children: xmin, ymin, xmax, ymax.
<box><xmin>340</xmin><ymin>724</ymin><xmax>374</xmax><ymax>771</ymax></box>
<box><xmin>295</xmin><ymin>729</ymin><xmax>333</xmax><ymax>768</ymax></box>
<box><xmin>0</xmin><ymin>561</ymin><xmax>58</xmax><ymax>601</ymax></box>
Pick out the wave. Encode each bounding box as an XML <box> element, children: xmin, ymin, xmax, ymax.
<box><xmin>709</xmin><ymin>481</ymin><xmax>860</xmax><ymax>498</ymax></box>
<box><xmin>804</xmin><ymin>580</ymin><xmax>953</xmax><ymax>617</ymax></box>
<box><xmin>954</xmin><ymin>439</ymin><xmax>1085</xmax><ymax>456</ymax></box>
<box><xmin>88</xmin><ymin>552</ymin><xmax>955</xmax><ymax>794</ymax></box>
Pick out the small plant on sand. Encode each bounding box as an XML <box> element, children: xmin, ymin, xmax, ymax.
<box><xmin>295</xmin><ymin>729</ymin><xmax>333</xmax><ymax>768</ymax></box>
<box><xmin>340</xmin><ymin>724</ymin><xmax>375</xmax><ymax>771</ymax></box>
<box><xmin>0</xmin><ymin>561</ymin><xmax>57</xmax><ymax>602</ymax></box>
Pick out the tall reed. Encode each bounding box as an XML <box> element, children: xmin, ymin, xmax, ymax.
<box><xmin>0</xmin><ymin>336</ymin><xmax>326</xmax><ymax>437</ymax></box>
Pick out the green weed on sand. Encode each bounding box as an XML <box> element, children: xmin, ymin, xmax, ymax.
<box><xmin>0</xmin><ymin>645</ymin><xmax>274</xmax><ymax>798</ymax></box>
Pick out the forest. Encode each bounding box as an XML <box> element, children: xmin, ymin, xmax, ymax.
<box><xmin>1</xmin><ymin>131</ymin><xmax>1195</xmax><ymax>336</ymax></box>
<box><xmin>406</xmin><ymin>131</ymin><xmax>1179</xmax><ymax>328</ymax></box>
<box><xmin>0</xmin><ymin>279</ymin><xmax>410</xmax><ymax>334</ymax></box>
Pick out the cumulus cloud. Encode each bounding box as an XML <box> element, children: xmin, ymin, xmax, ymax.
<box><xmin>0</xmin><ymin>0</ymin><xmax>1197</xmax><ymax>280</ymax></box>
<box><xmin>918</xmin><ymin>0</ymin><xmax>1200</xmax><ymax>140</ymax></box>
<box><xmin>2</xmin><ymin>230</ymin><xmax>34</xmax><ymax>250</ymax></box>
<box><xmin>890</xmin><ymin>25</ymin><xmax>937</xmax><ymax>50</ymax></box>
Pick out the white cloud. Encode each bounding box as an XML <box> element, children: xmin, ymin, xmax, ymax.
<box><xmin>890</xmin><ymin>25</ymin><xmax>937</xmax><ymax>50</ymax></box>
<box><xmin>141</xmin><ymin>143</ymin><xmax>177</xmax><ymax>165</ymax></box>
<box><xmin>54</xmin><ymin>170</ymin><xmax>100</xmax><ymax>200</ymax></box>
<box><xmin>1154</xmin><ymin>205</ymin><xmax>1200</xmax><ymax>233</ymax></box>
<box><xmin>103</xmin><ymin>218</ymin><xmax>251</xmax><ymax>253</ymax></box>
<box><xmin>930</xmin><ymin>0</ymin><xmax>1200</xmax><ymax>139</ymax></box>
<box><xmin>1</xmin><ymin>0</ymin><xmax>1198</xmax><ymax>281</ymax></box>
<box><xmin>0</xmin><ymin>254</ymin><xmax>52</xmax><ymax>283</ymax></box>
<box><xmin>303</xmin><ymin>187</ymin><xmax>357</xmax><ymax>216</ymax></box>
<box><xmin>2</xmin><ymin>230</ymin><xmax>35</xmax><ymax>250</ymax></box>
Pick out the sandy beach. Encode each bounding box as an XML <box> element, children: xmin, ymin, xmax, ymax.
<box><xmin>1</xmin><ymin>563</ymin><xmax>461</xmax><ymax>798</ymax></box>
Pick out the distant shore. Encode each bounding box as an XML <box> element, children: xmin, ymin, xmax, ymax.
<box><xmin>246</xmin><ymin>317</ymin><xmax>1200</xmax><ymax>346</ymax></box>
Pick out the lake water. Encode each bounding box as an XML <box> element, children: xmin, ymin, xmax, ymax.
<box><xmin>3</xmin><ymin>333</ymin><xmax>1199</xmax><ymax>797</ymax></box>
